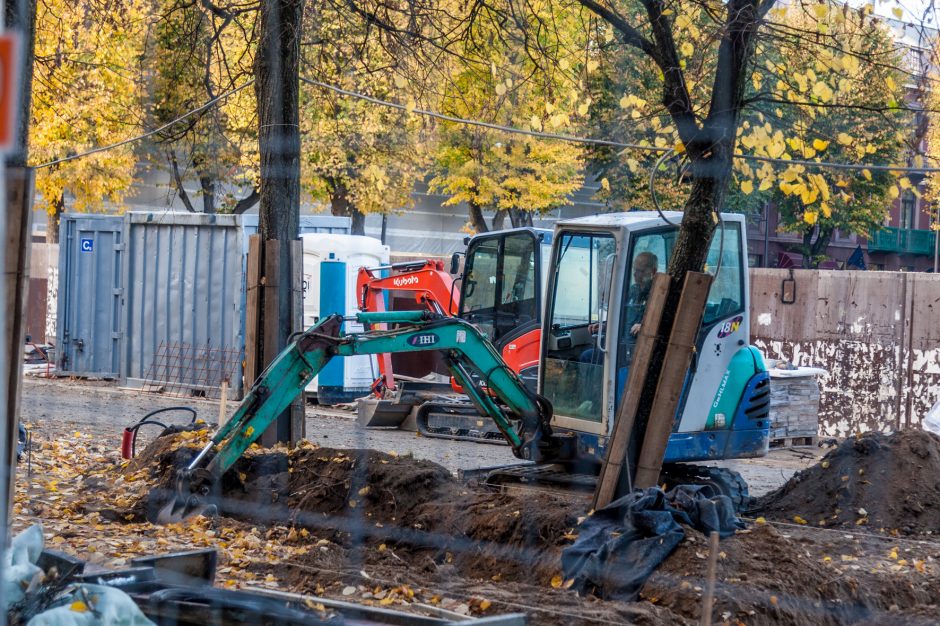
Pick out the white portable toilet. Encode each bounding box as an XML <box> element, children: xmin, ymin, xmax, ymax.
<box><xmin>301</xmin><ymin>233</ymin><xmax>390</xmax><ymax>403</ymax></box>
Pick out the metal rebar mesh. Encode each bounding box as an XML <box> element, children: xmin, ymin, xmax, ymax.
<box><xmin>142</xmin><ymin>341</ymin><xmax>241</xmax><ymax>400</ymax></box>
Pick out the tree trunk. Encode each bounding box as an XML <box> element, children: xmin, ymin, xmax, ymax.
<box><xmin>800</xmin><ymin>227</ymin><xmax>815</xmax><ymax>268</ymax></box>
<box><xmin>509</xmin><ymin>209</ymin><xmax>533</xmax><ymax>228</ymax></box>
<box><xmin>800</xmin><ymin>225</ymin><xmax>833</xmax><ymax>268</ymax></box>
<box><xmin>47</xmin><ymin>193</ymin><xmax>64</xmax><ymax>244</ymax></box>
<box><xmin>232</xmin><ymin>188</ymin><xmax>260</xmax><ymax>214</ymax></box>
<box><xmin>255</xmin><ymin>0</ymin><xmax>302</xmax><ymax>242</ymax></box>
<box><xmin>491</xmin><ymin>209</ymin><xmax>508</xmax><ymax>231</ymax></box>
<box><xmin>468</xmin><ymin>201</ymin><xmax>488</xmax><ymax>233</ymax></box>
<box><xmin>329</xmin><ymin>181</ymin><xmax>366</xmax><ymax>235</ymax></box>
<box><xmin>168</xmin><ymin>150</ymin><xmax>196</xmax><ymax>213</ymax></box>
<box><xmin>254</xmin><ymin>0</ymin><xmax>304</xmax><ymax>444</ymax></box>
<box><xmin>199</xmin><ymin>174</ymin><xmax>216</xmax><ymax>215</ymax></box>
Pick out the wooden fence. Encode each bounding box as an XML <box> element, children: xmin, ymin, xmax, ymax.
<box><xmin>749</xmin><ymin>269</ymin><xmax>940</xmax><ymax>436</ymax></box>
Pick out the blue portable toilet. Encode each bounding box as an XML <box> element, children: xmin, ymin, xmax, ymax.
<box><xmin>301</xmin><ymin>233</ymin><xmax>390</xmax><ymax>403</ymax></box>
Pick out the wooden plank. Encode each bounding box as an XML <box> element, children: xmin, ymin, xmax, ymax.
<box><xmin>289</xmin><ymin>239</ymin><xmax>305</xmax><ymax>445</ymax></box>
<box><xmin>244</xmin><ymin>235</ymin><xmax>262</xmax><ymax>391</ymax></box>
<box><xmin>2</xmin><ymin>167</ymin><xmax>34</xmax><ymax>533</ymax></box>
<box><xmin>634</xmin><ymin>271</ymin><xmax>713</xmax><ymax>489</ymax></box>
<box><xmin>592</xmin><ymin>273</ymin><xmax>670</xmax><ymax>510</ymax></box>
<box><xmin>261</xmin><ymin>239</ymin><xmax>282</xmax><ymax>447</ymax></box>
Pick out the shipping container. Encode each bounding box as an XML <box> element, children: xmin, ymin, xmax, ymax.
<box><xmin>56</xmin><ymin>211</ymin><xmax>351</xmax><ymax>397</ymax></box>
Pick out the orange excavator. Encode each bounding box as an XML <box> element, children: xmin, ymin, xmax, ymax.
<box><xmin>355</xmin><ymin>259</ymin><xmax>458</xmax><ymax>395</ymax></box>
<box><xmin>355</xmin><ymin>228</ymin><xmax>551</xmax><ymax>442</ymax></box>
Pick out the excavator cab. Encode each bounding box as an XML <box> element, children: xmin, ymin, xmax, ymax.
<box><xmin>458</xmin><ymin>228</ymin><xmax>552</xmax><ymax>389</ymax></box>
<box><xmin>540</xmin><ymin>212</ymin><xmax>771</xmax><ymax>468</ymax></box>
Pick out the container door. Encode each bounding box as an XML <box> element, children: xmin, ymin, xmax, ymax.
<box><xmin>57</xmin><ymin>217</ymin><xmax>124</xmax><ymax>377</ymax></box>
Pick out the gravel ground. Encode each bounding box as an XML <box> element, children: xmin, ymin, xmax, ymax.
<box><xmin>20</xmin><ymin>376</ymin><xmax>819</xmax><ymax>496</ymax></box>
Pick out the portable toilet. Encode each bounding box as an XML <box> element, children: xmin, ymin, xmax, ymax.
<box><xmin>301</xmin><ymin>233</ymin><xmax>390</xmax><ymax>404</ymax></box>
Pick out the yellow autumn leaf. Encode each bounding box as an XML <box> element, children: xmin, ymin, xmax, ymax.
<box><xmin>813</xmin><ymin>4</ymin><xmax>828</xmax><ymax>19</ymax></box>
<box><xmin>393</xmin><ymin>74</ymin><xmax>406</xmax><ymax>89</ymax></box>
<box><xmin>862</xmin><ymin>169</ymin><xmax>872</xmax><ymax>181</ymax></box>
<box><xmin>892</xmin><ymin>6</ymin><xmax>903</xmax><ymax>18</ymax></box>
<box><xmin>680</xmin><ymin>42</ymin><xmax>694</xmax><ymax>57</ymax></box>
<box><xmin>759</xmin><ymin>178</ymin><xmax>773</xmax><ymax>192</ymax></box>
<box><xmin>803</xmin><ymin>211</ymin><xmax>818</xmax><ymax>226</ymax></box>
<box><xmin>836</xmin><ymin>132</ymin><xmax>853</xmax><ymax>146</ymax></box>
<box><xmin>889</xmin><ymin>185</ymin><xmax>900</xmax><ymax>199</ymax></box>
<box><xmin>494</xmin><ymin>83</ymin><xmax>507</xmax><ymax>96</ymax></box>
<box><xmin>740</xmin><ymin>179</ymin><xmax>754</xmax><ymax>195</ymax></box>
<box><xmin>70</xmin><ymin>601</ymin><xmax>88</xmax><ymax>613</ymax></box>
<box><xmin>550</xmin><ymin>575</ymin><xmax>563</xmax><ymax>588</ymax></box>
<box><xmin>812</xmin><ymin>81</ymin><xmax>833</xmax><ymax>102</ymax></box>
<box><xmin>812</xmin><ymin>138</ymin><xmax>829</xmax><ymax>151</ymax></box>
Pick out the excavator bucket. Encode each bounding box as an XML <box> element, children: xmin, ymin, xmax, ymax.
<box><xmin>153</xmin><ymin>469</ymin><xmax>215</xmax><ymax>524</ymax></box>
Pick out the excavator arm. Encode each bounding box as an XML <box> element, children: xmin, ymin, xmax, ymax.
<box><xmin>159</xmin><ymin>311</ymin><xmax>555</xmax><ymax>522</ymax></box>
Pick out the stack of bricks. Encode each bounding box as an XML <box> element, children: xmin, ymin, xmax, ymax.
<box><xmin>769</xmin><ymin>374</ymin><xmax>821</xmax><ymax>442</ymax></box>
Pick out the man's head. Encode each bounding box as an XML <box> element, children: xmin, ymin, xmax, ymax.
<box><xmin>633</xmin><ymin>251</ymin><xmax>658</xmax><ymax>287</ymax></box>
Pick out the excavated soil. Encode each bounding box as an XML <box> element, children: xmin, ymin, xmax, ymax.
<box><xmin>131</xmin><ymin>437</ymin><xmax>582</xmax><ymax>587</ymax></box>
<box><xmin>755</xmin><ymin>430</ymin><xmax>940</xmax><ymax>534</ymax></box>
<box><xmin>124</xmin><ymin>433</ymin><xmax>940</xmax><ymax>624</ymax></box>
<box><xmin>643</xmin><ymin>522</ymin><xmax>940</xmax><ymax>625</ymax></box>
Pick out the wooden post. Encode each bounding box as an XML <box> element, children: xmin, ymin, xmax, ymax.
<box><xmin>592</xmin><ymin>273</ymin><xmax>670</xmax><ymax>510</ymax></box>
<box><xmin>260</xmin><ymin>239</ymin><xmax>283</xmax><ymax>447</ymax></box>
<box><xmin>218</xmin><ymin>380</ymin><xmax>229</xmax><ymax>427</ymax></box>
<box><xmin>634</xmin><ymin>272</ymin><xmax>713</xmax><ymax>489</ymax></box>
<box><xmin>246</xmin><ymin>235</ymin><xmax>305</xmax><ymax>447</ymax></box>
<box><xmin>700</xmin><ymin>531</ymin><xmax>720</xmax><ymax>626</ymax></box>
<box><xmin>244</xmin><ymin>235</ymin><xmax>262</xmax><ymax>391</ymax></box>
<box><xmin>289</xmin><ymin>239</ymin><xmax>305</xmax><ymax>446</ymax></box>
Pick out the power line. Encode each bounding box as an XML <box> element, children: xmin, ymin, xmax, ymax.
<box><xmin>300</xmin><ymin>76</ymin><xmax>940</xmax><ymax>175</ymax></box>
<box><xmin>299</xmin><ymin>77</ymin><xmax>648</xmax><ymax>151</ymax></box>
<box><xmin>32</xmin><ymin>81</ymin><xmax>256</xmax><ymax>170</ymax></box>
<box><xmin>31</xmin><ymin>74</ymin><xmax>940</xmax><ymax>177</ymax></box>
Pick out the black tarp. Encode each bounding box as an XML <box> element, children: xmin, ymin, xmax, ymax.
<box><xmin>561</xmin><ymin>485</ymin><xmax>743</xmax><ymax>600</ymax></box>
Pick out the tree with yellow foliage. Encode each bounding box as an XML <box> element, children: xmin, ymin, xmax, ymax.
<box><xmin>146</xmin><ymin>0</ymin><xmax>258</xmax><ymax>214</ymax></box>
<box><xmin>299</xmin><ymin>7</ymin><xmax>428</xmax><ymax>235</ymax></box>
<box><xmin>31</xmin><ymin>0</ymin><xmax>149</xmax><ymax>242</ymax></box>
<box><xmin>428</xmin><ymin>1</ymin><xmax>588</xmax><ymax>233</ymax></box>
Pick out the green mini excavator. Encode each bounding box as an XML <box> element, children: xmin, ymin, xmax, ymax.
<box><xmin>160</xmin><ymin>211</ymin><xmax>771</xmax><ymax>522</ymax></box>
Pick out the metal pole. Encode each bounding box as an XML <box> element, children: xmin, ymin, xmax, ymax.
<box><xmin>933</xmin><ymin>203</ymin><xmax>938</xmax><ymax>273</ymax></box>
<box><xmin>763</xmin><ymin>202</ymin><xmax>770</xmax><ymax>268</ymax></box>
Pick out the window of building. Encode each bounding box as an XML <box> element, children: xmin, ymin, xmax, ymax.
<box><xmin>901</xmin><ymin>191</ymin><xmax>917</xmax><ymax>230</ymax></box>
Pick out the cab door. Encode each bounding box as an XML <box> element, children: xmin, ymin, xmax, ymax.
<box><xmin>540</xmin><ymin>231</ymin><xmax>618</xmax><ymax>434</ymax></box>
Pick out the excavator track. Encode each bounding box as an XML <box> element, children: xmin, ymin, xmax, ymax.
<box><xmin>660</xmin><ymin>463</ymin><xmax>751</xmax><ymax>511</ymax></box>
<box><xmin>461</xmin><ymin>463</ymin><xmax>596</xmax><ymax>498</ymax></box>
<box><xmin>415</xmin><ymin>401</ymin><xmax>510</xmax><ymax>444</ymax></box>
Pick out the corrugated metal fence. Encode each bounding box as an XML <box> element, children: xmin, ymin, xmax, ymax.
<box><xmin>57</xmin><ymin>212</ymin><xmax>350</xmax><ymax>396</ymax></box>
<box><xmin>749</xmin><ymin>269</ymin><xmax>940</xmax><ymax>437</ymax></box>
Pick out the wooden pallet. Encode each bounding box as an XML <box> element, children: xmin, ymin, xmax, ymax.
<box><xmin>770</xmin><ymin>434</ymin><xmax>818</xmax><ymax>448</ymax></box>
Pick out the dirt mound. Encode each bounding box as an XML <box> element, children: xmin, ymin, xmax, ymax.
<box><xmin>129</xmin><ymin>437</ymin><xmax>584</xmax><ymax>586</ymax></box>
<box><xmin>286</xmin><ymin>447</ymin><xmax>454</xmax><ymax>524</ymax></box>
<box><xmin>755</xmin><ymin>430</ymin><xmax>940</xmax><ymax>534</ymax></box>
<box><xmin>408</xmin><ymin>489</ymin><xmax>578</xmax><ymax>585</ymax></box>
<box><xmin>644</xmin><ymin>523</ymin><xmax>868</xmax><ymax>625</ymax></box>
